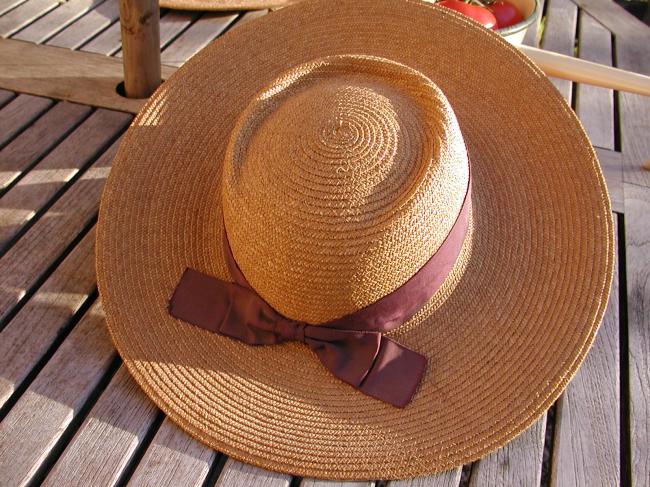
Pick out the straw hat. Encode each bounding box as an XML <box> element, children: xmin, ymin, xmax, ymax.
<box><xmin>159</xmin><ymin>0</ymin><xmax>291</xmax><ymax>11</ymax></box>
<box><xmin>97</xmin><ymin>0</ymin><xmax>614</xmax><ymax>480</ymax></box>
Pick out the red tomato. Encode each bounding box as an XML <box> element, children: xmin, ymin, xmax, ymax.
<box><xmin>488</xmin><ymin>1</ymin><xmax>524</xmax><ymax>28</ymax></box>
<box><xmin>437</xmin><ymin>0</ymin><xmax>498</xmax><ymax>29</ymax></box>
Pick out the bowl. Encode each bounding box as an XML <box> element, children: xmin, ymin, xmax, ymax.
<box><xmin>496</xmin><ymin>0</ymin><xmax>540</xmax><ymax>45</ymax></box>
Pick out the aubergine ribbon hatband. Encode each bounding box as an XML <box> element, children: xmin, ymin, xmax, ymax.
<box><xmin>169</xmin><ymin>181</ymin><xmax>471</xmax><ymax>408</ymax></box>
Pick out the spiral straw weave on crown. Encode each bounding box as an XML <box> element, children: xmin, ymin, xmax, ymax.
<box><xmin>223</xmin><ymin>55</ymin><xmax>470</xmax><ymax>323</ymax></box>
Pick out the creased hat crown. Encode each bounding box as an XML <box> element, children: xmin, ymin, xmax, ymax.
<box><xmin>223</xmin><ymin>55</ymin><xmax>470</xmax><ymax>324</ymax></box>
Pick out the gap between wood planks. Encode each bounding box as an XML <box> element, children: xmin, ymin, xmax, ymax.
<box><xmin>0</xmin><ymin>38</ymin><xmax>177</xmax><ymax>113</ymax></box>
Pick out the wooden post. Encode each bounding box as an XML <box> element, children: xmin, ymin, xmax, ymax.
<box><xmin>118</xmin><ymin>0</ymin><xmax>161</xmax><ymax>99</ymax></box>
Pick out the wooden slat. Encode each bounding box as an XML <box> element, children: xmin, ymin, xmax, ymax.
<box><xmin>617</xmin><ymin>38</ymin><xmax>650</xmax><ymax>188</ymax></box>
<box><xmin>12</xmin><ymin>0</ymin><xmax>105</xmax><ymax>44</ymax></box>
<box><xmin>0</xmin><ymin>136</ymin><xmax>121</xmax><ymax>322</ymax></box>
<box><xmin>595</xmin><ymin>148</ymin><xmax>623</xmax><ymax>213</ymax></box>
<box><xmin>301</xmin><ymin>480</ymin><xmax>375</xmax><ymax>487</ymax></box>
<box><xmin>46</xmin><ymin>0</ymin><xmax>118</xmax><ymax>50</ymax></box>
<box><xmin>0</xmin><ymin>108</ymin><xmax>129</xmax><ymax>247</ymax></box>
<box><xmin>0</xmin><ymin>227</ymin><xmax>95</xmax><ymax>407</ymax></box>
<box><xmin>576</xmin><ymin>12</ymin><xmax>614</xmax><ymax>150</ymax></box>
<box><xmin>522</xmin><ymin>0</ymin><xmax>545</xmax><ymax>48</ymax></box>
<box><xmin>0</xmin><ymin>101</ymin><xmax>91</xmax><ymax>189</ymax></box>
<box><xmin>0</xmin><ymin>88</ymin><xmax>14</xmax><ymax>107</ymax></box>
<box><xmin>0</xmin><ymin>0</ymin><xmax>60</xmax><ymax>37</ymax></box>
<box><xmin>624</xmin><ymin>183</ymin><xmax>650</xmax><ymax>486</ymax></box>
<box><xmin>0</xmin><ymin>0</ymin><xmax>28</xmax><ymax>16</ymax></box>
<box><xmin>552</xmin><ymin>217</ymin><xmax>619</xmax><ymax>485</ymax></box>
<box><xmin>388</xmin><ymin>469</ymin><xmax>460</xmax><ymax>487</ymax></box>
<box><xmin>79</xmin><ymin>17</ymin><xmax>121</xmax><ymax>55</ymax></box>
<box><xmin>0</xmin><ymin>39</ymin><xmax>175</xmax><ymax>113</ymax></box>
<box><xmin>0</xmin><ymin>301</ymin><xmax>116</xmax><ymax>487</ymax></box>
<box><xmin>160</xmin><ymin>12</ymin><xmax>237</xmax><ymax>67</ymax></box>
<box><xmin>42</xmin><ymin>367</ymin><xmax>159</xmax><ymax>486</ymax></box>
<box><xmin>0</xmin><ymin>93</ymin><xmax>52</xmax><ymax>147</ymax></box>
<box><xmin>540</xmin><ymin>0</ymin><xmax>578</xmax><ymax>102</ymax></box>
<box><xmin>571</xmin><ymin>0</ymin><xmax>650</xmax><ymax>39</ymax></box>
<box><xmin>215</xmin><ymin>459</ymin><xmax>291</xmax><ymax>487</ymax></box>
<box><xmin>128</xmin><ymin>418</ymin><xmax>217</xmax><ymax>487</ymax></box>
<box><xmin>388</xmin><ymin>470</ymin><xmax>460</xmax><ymax>487</ymax></box>
<box><xmin>468</xmin><ymin>417</ymin><xmax>546</xmax><ymax>486</ymax></box>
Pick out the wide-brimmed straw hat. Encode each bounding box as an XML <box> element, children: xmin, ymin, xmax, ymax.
<box><xmin>97</xmin><ymin>0</ymin><xmax>614</xmax><ymax>480</ymax></box>
<box><xmin>159</xmin><ymin>0</ymin><xmax>291</xmax><ymax>11</ymax></box>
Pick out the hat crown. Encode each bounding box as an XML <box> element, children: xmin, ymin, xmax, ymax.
<box><xmin>223</xmin><ymin>55</ymin><xmax>469</xmax><ymax>323</ymax></box>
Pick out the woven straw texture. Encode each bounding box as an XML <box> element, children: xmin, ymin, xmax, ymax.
<box><xmin>96</xmin><ymin>0</ymin><xmax>614</xmax><ymax>480</ymax></box>
<box><xmin>159</xmin><ymin>0</ymin><xmax>292</xmax><ymax>11</ymax></box>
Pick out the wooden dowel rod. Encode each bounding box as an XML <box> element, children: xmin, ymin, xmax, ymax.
<box><xmin>520</xmin><ymin>45</ymin><xmax>650</xmax><ymax>97</ymax></box>
<box><xmin>118</xmin><ymin>0</ymin><xmax>161</xmax><ymax>99</ymax></box>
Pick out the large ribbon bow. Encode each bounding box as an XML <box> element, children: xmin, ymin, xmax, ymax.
<box><xmin>168</xmin><ymin>180</ymin><xmax>470</xmax><ymax>408</ymax></box>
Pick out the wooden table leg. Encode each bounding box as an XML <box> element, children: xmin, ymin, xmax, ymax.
<box><xmin>118</xmin><ymin>0</ymin><xmax>161</xmax><ymax>99</ymax></box>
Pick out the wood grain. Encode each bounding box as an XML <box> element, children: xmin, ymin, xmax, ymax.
<box><xmin>80</xmin><ymin>17</ymin><xmax>122</xmax><ymax>55</ymax></box>
<box><xmin>128</xmin><ymin>417</ymin><xmax>217</xmax><ymax>487</ymax></box>
<box><xmin>552</xmin><ymin>218</ymin><xmax>620</xmax><ymax>486</ymax></box>
<box><xmin>0</xmin><ymin>0</ymin><xmax>60</xmax><ymax>37</ymax></box>
<box><xmin>624</xmin><ymin>184</ymin><xmax>650</xmax><ymax>486</ymax></box>
<box><xmin>0</xmin><ymin>39</ymin><xmax>175</xmax><ymax>113</ymax></box>
<box><xmin>522</xmin><ymin>0</ymin><xmax>545</xmax><ymax>48</ymax></box>
<box><xmin>0</xmin><ymin>227</ymin><xmax>96</xmax><ymax>408</ymax></box>
<box><xmin>0</xmin><ymin>301</ymin><xmax>116</xmax><ymax>487</ymax></box>
<box><xmin>160</xmin><ymin>12</ymin><xmax>237</xmax><ymax>67</ymax></box>
<box><xmin>0</xmin><ymin>0</ymin><xmax>28</xmax><ymax>16</ymax></box>
<box><xmin>42</xmin><ymin>366</ymin><xmax>159</xmax><ymax>486</ymax></box>
<box><xmin>469</xmin><ymin>416</ymin><xmax>546</xmax><ymax>486</ymax></box>
<box><xmin>0</xmin><ymin>92</ymin><xmax>52</xmax><ymax>147</ymax></box>
<box><xmin>46</xmin><ymin>0</ymin><xmax>119</xmax><ymax>50</ymax></box>
<box><xmin>576</xmin><ymin>12</ymin><xmax>614</xmax><ymax>149</ymax></box>
<box><xmin>0</xmin><ymin>108</ymin><xmax>129</xmax><ymax>247</ymax></box>
<box><xmin>0</xmin><ymin>136</ymin><xmax>122</xmax><ymax>322</ymax></box>
<box><xmin>595</xmin><ymin>148</ymin><xmax>623</xmax><ymax>214</ymax></box>
<box><xmin>540</xmin><ymin>0</ymin><xmax>578</xmax><ymax>103</ymax></box>
<box><xmin>0</xmin><ymin>100</ymin><xmax>91</xmax><ymax>189</ymax></box>
<box><xmin>0</xmin><ymin>88</ymin><xmax>14</xmax><ymax>107</ymax></box>
<box><xmin>388</xmin><ymin>469</ymin><xmax>460</xmax><ymax>487</ymax></box>
<box><xmin>12</xmin><ymin>0</ymin><xmax>105</xmax><ymax>44</ymax></box>
<box><xmin>215</xmin><ymin>459</ymin><xmax>291</xmax><ymax>487</ymax></box>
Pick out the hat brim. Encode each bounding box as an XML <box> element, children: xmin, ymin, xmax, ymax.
<box><xmin>96</xmin><ymin>0</ymin><xmax>614</xmax><ymax>480</ymax></box>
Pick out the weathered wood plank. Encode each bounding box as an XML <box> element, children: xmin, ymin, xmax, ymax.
<box><xmin>301</xmin><ymin>480</ymin><xmax>375</xmax><ymax>487</ymax></box>
<box><xmin>388</xmin><ymin>469</ymin><xmax>460</xmax><ymax>487</ymax></box>
<box><xmin>115</xmin><ymin>10</ymin><xmax>201</xmax><ymax>58</ymax></box>
<box><xmin>0</xmin><ymin>39</ymin><xmax>174</xmax><ymax>113</ymax></box>
<box><xmin>160</xmin><ymin>12</ymin><xmax>237</xmax><ymax>67</ymax></box>
<box><xmin>215</xmin><ymin>459</ymin><xmax>291</xmax><ymax>487</ymax></box>
<box><xmin>0</xmin><ymin>227</ymin><xmax>95</xmax><ymax>408</ymax></box>
<box><xmin>595</xmin><ymin>148</ymin><xmax>623</xmax><ymax>214</ymax></box>
<box><xmin>0</xmin><ymin>93</ymin><xmax>52</xmax><ymax>147</ymax></box>
<box><xmin>571</xmin><ymin>0</ymin><xmax>650</xmax><ymax>39</ymax></box>
<box><xmin>42</xmin><ymin>367</ymin><xmax>159</xmax><ymax>487</ymax></box>
<box><xmin>46</xmin><ymin>0</ymin><xmax>119</xmax><ymax>50</ymax></box>
<box><xmin>540</xmin><ymin>0</ymin><xmax>578</xmax><ymax>102</ymax></box>
<box><xmin>468</xmin><ymin>416</ymin><xmax>546</xmax><ymax>486</ymax></box>
<box><xmin>0</xmin><ymin>136</ymin><xmax>122</xmax><ymax>322</ymax></box>
<box><xmin>0</xmin><ymin>301</ymin><xmax>116</xmax><ymax>487</ymax></box>
<box><xmin>0</xmin><ymin>0</ymin><xmax>60</xmax><ymax>38</ymax></box>
<box><xmin>0</xmin><ymin>0</ymin><xmax>29</xmax><ymax>16</ymax></box>
<box><xmin>552</xmin><ymin>218</ymin><xmax>619</xmax><ymax>486</ymax></box>
<box><xmin>388</xmin><ymin>470</ymin><xmax>461</xmax><ymax>487</ymax></box>
<box><xmin>625</xmin><ymin>184</ymin><xmax>650</xmax><ymax>486</ymax></box>
<box><xmin>12</xmin><ymin>0</ymin><xmax>105</xmax><ymax>44</ymax></box>
<box><xmin>617</xmin><ymin>38</ymin><xmax>650</xmax><ymax>188</ymax></box>
<box><xmin>0</xmin><ymin>108</ymin><xmax>129</xmax><ymax>247</ymax></box>
<box><xmin>522</xmin><ymin>0</ymin><xmax>545</xmax><ymax>48</ymax></box>
<box><xmin>0</xmin><ymin>88</ymin><xmax>15</xmax><ymax>107</ymax></box>
<box><xmin>79</xmin><ymin>17</ymin><xmax>121</xmax><ymax>55</ymax></box>
<box><xmin>0</xmin><ymin>101</ymin><xmax>91</xmax><ymax>189</ymax></box>
<box><xmin>576</xmin><ymin>12</ymin><xmax>614</xmax><ymax>150</ymax></box>
<box><xmin>128</xmin><ymin>418</ymin><xmax>217</xmax><ymax>487</ymax></box>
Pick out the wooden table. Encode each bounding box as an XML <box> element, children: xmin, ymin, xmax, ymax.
<box><xmin>0</xmin><ymin>0</ymin><xmax>648</xmax><ymax>485</ymax></box>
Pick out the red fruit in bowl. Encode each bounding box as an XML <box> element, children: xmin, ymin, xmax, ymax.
<box><xmin>437</xmin><ymin>0</ymin><xmax>498</xmax><ymax>29</ymax></box>
<box><xmin>488</xmin><ymin>0</ymin><xmax>524</xmax><ymax>28</ymax></box>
